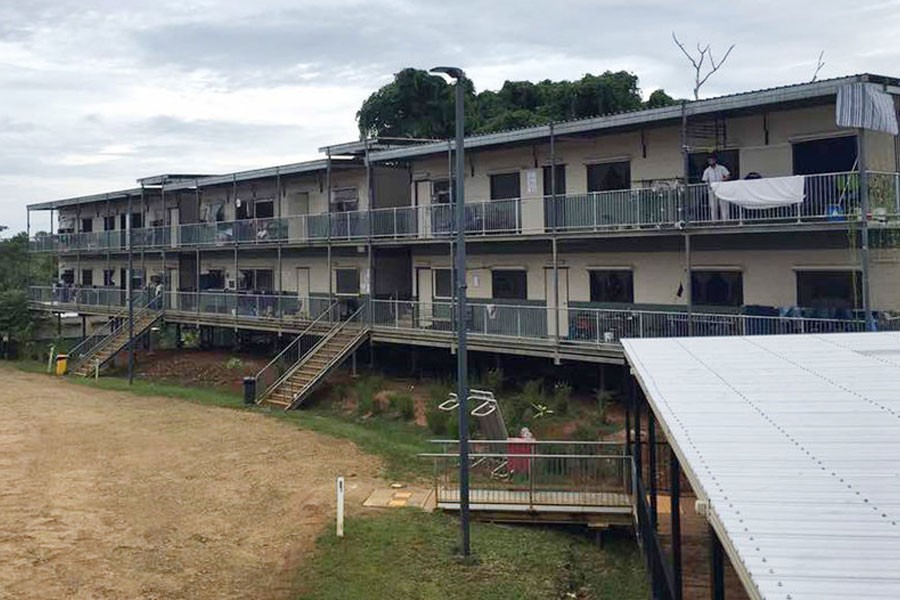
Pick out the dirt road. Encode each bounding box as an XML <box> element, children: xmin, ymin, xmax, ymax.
<box><xmin>0</xmin><ymin>367</ymin><xmax>382</xmax><ymax>600</ymax></box>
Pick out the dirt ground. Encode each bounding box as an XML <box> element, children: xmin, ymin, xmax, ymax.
<box><xmin>0</xmin><ymin>366</ymin><xmax>383</xmax><ymax>600</ymax></box>
<box><xmin>131</xmin><ymin>349</ymin><xmax>269</xmax><ymax>395</ymax></box>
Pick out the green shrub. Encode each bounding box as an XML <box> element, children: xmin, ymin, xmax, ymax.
<box><xmin>390</xmin><ymin>393</ymin><xmax>416</xmax><ymax>421</ymax></box>
<box><xmin>355</xmin><ymin>375</ymin><xmax>384</xmax><ymax>416</ymax></box>
<box><xmin>594</xmin><ymin>388</ymin><xmax>614</xmax><ymax>424</ymax></box>
<box><xmin>224</xmin><ymin>357</ymin><xmax>244</xmax><ymax>370</ymax></box>
<box><xmin>552</xmin><ymin>381</ymin><xmax>572</xmax><ymax>416</ymax></box>
<box><xmin>483</xmin><ymin>368</ymin><xmax>504</xmax><ymax>393</ymax></box>
<box><xmin>426</xmin><ymin>382</ymin><xmax>453</xmax><ymax>435</ymax></box>
<box><xmin>572</xmin><ymin>422</ymin><xmax>597</xmax><ymax>441</ymax></box>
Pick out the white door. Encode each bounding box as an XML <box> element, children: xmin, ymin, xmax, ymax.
<box><xmin>285</xmin><ymin>192</ymin><xmax>310</xmax><ymax>241</ymax></box>
<box><xmin>415</xmin><ymin>181</ymin><xmax>432</xmax><ymax>238</ymax></box>
<box><xmin>416</xmin><ymin>267</ymin><xmax>433</xmax><ymax>328</ymax></box>
<box><xmin>545</xmin><ymin>268</ymin><xmax>569</xmax><ymax>338</ymax></box>
<box><xmin>297</xmin><ymin>267</ymin><xmax>311</xmax><ymax>317</ymax></box>
<box><xmin>168</xmin><ymin>207</ymin><xmax>179</xmax><ymax>248</ymax></box>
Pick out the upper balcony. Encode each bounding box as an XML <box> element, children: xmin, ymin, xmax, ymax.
<box><xmin>29</xmin><ymin>171</ymin><xmax>900</xmax><ymax>253</ymax></box>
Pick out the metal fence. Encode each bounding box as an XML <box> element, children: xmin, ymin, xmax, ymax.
<box><xmin>32</xmin><ymin>171</ymin><xmax>899</xmax><ymax>253</ymax></box>
<box><xmin>424</xmin><ymin>440</ymin><xmax>631</xmax><ymax>510</ymax></box>
<box><xmin>30</xmin><ymin>287</ymin><xmax>885</xmax><ymax>343</ymax></box>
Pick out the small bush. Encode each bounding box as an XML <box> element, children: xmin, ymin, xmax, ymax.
<box><xmin>355</xmin><ymin>375</ymin><xmax>384</xmax><ymax>416</ymax></box>
<box><xmin>426</xmin><ymin>383</ymin><xmax>453</xmax><ymax>435</ymax></box>
<box><xmin>552</xmin><ymin>381</ymin><xmax>572</xmax><ymax>416</ymax></box>
<box><xmin>224</xmin><ymin>357</ymin><xmax>244</xmax><ymax>370</ymax></box>
<box><xmin>483</xmin><ymin>368</ymin><xmax>504</xmax><ymax>393</ymax></box>
<box><xmin>572</xmin><ymin>422</ymin><xmax>597</xmax><ymax>441</ymax></box>
<box><xmin>594</xmin><ymin>389</ymin><xmax>614</xmax><ymax>424</ymax></box>
<box><xmin>390</xmin><ymin>393</ymin><xmax>416</xmax><ymax>421</ymax></box>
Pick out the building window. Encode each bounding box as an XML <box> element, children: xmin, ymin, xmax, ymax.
<box><xmin>796</xmin><ymin>270</ymin><xmax>861</xmax><ymax>309</ymax></box>
<box><xmin>61</xmin><ymin>269</ymin><xmax>74</xmax><ymax>285</ymax></box>
<box><xmin>492</xmin><ymin>269</ymin><xmax>527</xmax><ymax>300</ymax></box>
<box><xmin>239</xmin><ymin>269</ymin><xmax>274</xmax><ymax>292</ymax></box>
<box><xmin>792</xmin><ymin>136</ymin><xmax>857</xmax><ymax>175</ymax></box>
<box><xmin>432</xmin><ymin>179</ymin><xmax>452</xmax><ymax>204</ymax></box>
<box><xmin>589</xmin><ymin>270</ymin><xmax>634</xmax><ymax>303</ymax></box>
<box><xmin>131</xmin><ymin>212</ymin><xmax>143</xmax><ymax>229</ymax></box>
<box><xmin>542</xmin><ymin>165</ymin><xmax>566</xmax><ymax>196</ymax></box>
<box><xmin>490</xmin><ymin>172</ymin><xmax>521</xmax><ymax>200</ymax></box>
<box><xmin>81</xmin><ymin>269</ymin><xmax>93</xmax><ymax>286</ymax></box>
<box><xmin>103</xmin><ymin>269</ymin><xmax>115</xmax><ymax>287</ymax></box>
<box><xmin>103</xmin><ymin>216</ymin><xmax>116</xmax><ymax>231</ymax></box>
<box><xmin>434</xmin><ymin>269</ymin><xmax>452</xmax><ymax>299</ymax></box>
<box><xmin>331</xmin><ymin>188</ymin><xmax>359</xmax><ymax>213</ymax></box>
<box><xmin>688</xmin><ymin>151</ymin><xmax>740</xmax><ymax>184</ymax></box>
<box><xmin>200</xmin><ymin>269</ymin><xmax>225</xmax><ymax>290</ymax></box>
<box><xmin>255</xmin><ymin>199</ymin><xmax>274</xmax><ymax>219</ymax></box>
<box><xmin>81</xmin><ymin>218</ymin><xmax>93</xmax><ymax>233</ymax></box>
<box><xmin>691</xmin><ymin>270</ymin><xmax>743</xmax><ymax>307</ymax></box>
<box><xmin>587</xmin><ymin>161</ymin><xmax>631</xmax><ymax>192</ymax></box>
<box><xmin>335</xmin><ymin>268</ymin><xmax>360</xmax><ymax>296</ymax></box>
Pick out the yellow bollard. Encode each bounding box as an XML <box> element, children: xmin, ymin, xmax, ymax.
<box><xmin>55</xmin><ymin>354</ymin><xmax>68</xmax><ymax>376</ymax></box>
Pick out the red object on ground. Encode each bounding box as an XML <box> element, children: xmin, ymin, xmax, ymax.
<box><xmin>507</xmin><ymin>438</ymin><xmax>534</xmax><ymax>473</ymax></box>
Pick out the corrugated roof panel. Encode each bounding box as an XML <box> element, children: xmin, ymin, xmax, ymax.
<box><xmin>622</xmin><ymin>332</ymin><xmax>900</xmax><ymax>600</ymax></box>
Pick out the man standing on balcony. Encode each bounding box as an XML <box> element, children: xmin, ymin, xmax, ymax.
<box><xmin>702</xmin><ymin>153</ymin><xmax>731</xmax><ymax>221</ymax></box>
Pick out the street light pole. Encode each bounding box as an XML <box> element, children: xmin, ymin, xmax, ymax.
<box><xmin>431</xmin><ymin>65</ymin><xmax>470</xmax><ymax>558</ymax></box>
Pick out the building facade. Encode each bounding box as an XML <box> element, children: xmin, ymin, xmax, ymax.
<box><xmin>27</xmin><ymin>73</ymin><xmax>900</xmax><ymax>367</ymax></box>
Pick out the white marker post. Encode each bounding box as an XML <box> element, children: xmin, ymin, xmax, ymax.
<box><xmin>336</xmin><ymin>476</ymin><xmax>345</xmax><ymax>538</ymax></box>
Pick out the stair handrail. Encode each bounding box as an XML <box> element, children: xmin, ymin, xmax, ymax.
<box><xmin>68</xmin><ymin>297</ymin><xmax>162</xmax><ymax>370</ymax></box>
<box><xmin>278</xmin><ymin>301</ymin><xmax>369</xmax><ymax>409</ymax></box>
<box><xmin>255</xmin><ymin>299</ymin><xmax>341</xmax><ymax>401</ymax></box>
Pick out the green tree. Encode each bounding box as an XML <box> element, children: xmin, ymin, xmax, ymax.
<box><xmin>0</xmin><ymin>229</ymin><xmax>52</xmax><ymax>356</ymax></box>
<box><xmin>357</xmin><ymin>68</ymin><xmax>674</xmax><ymax>138</ymax></box>
<box><xmin>357</xmin><ymin>68</ymin><xmax>476</xmax><ymax>139</ymax></box>
<box><xmin>645</xmin><ymin>89</ymin><xmax>679</xmax><ymax>109</ymax></box>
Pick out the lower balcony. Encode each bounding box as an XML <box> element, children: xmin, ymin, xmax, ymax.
<box><xmin>28</xmin><ymin>287</ymin><xmax>894</xmax><ymax>359</ymax></box>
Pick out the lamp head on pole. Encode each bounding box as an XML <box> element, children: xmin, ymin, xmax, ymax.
<box><xmin>430</xmin><ymin>66</ymin><xmax>466</xmax><ymax>81</ymax></box>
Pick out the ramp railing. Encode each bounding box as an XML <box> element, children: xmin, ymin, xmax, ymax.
<box><xmin>423</xmin><ymin>440</ymin><xmax>631</xmax><ymax>511</ymax></box>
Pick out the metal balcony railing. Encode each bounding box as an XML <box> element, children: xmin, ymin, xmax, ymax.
<box><xmin>30</xmin><ymin>287</ymin><xmax>892</xmax><ymax>342</ymax></box>
<box><xmin>31</xmin><ymin>171</ymin><xmax>900</xmax><ymax>253</ymax></box>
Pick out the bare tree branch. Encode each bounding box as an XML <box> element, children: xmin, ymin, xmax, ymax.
<box><xmin>673</xmin><ymin>32</ymin><xmax>736</xmax><ymax>100</ymax></box>
<box><xmin>811</xmin><ymin>50</ymin><xmax>826</xmax><ymax>82</ymax></box>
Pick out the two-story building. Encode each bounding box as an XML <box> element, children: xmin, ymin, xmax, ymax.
<box><xmin>26</xmin><ymin>73</ymin><xmax>900</xmax><ymax>403</ymax></box>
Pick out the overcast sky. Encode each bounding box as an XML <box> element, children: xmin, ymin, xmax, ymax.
<box><xmin>4</xmin><ymin>0</ymin><xmax>900</xmax><ymax>234</ymax></box>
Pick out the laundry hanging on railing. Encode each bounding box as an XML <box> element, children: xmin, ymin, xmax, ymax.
<box><xmin>710</xmin><ymin>175</ymin><xmax>805</xmax><ymax>210</ymax></box>
<box><xmin>836</xmin><ymin>82</ymin><xmax>899</xmax><ymax>135</ymax></box>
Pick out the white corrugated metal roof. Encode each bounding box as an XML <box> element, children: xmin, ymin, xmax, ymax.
<box><xmin>622</xmin><ymin>333</ymin><xmax>900</xmax><ymax>600</ymax></box>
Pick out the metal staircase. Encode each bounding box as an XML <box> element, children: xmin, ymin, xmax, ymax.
<box><xmin>68</xmin><ymin>300</ymin><xmax>164</xmax><ymax>377</ymax></box>
<box><xmin>255</xmin><ymin>302</ymin><xmax>370</xmax><ymax>410</ymax></box>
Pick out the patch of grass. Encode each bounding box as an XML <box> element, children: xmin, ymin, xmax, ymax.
<box><xmin>389</xmin><ymin>392</ymin><xmax>415</xmax><ymax>421</ymax></box>
<box><xmin>294</xmin><ymin>510</ymin><xmax>648</xmax><ymax>600</ymax></box>
<box><xmin>425</xmin><ymin>382</ymin><xmax>452</xmax><ymax>435</ymax></box>
<box><xmin>7</xmin><ymin>362</ymin><xmax>431</xmax><ymax>481</ymax></box>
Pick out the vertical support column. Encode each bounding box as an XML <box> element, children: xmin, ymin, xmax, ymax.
<box><xmin>366</xmin><ymin>139</ymin><xmax>374</xmax><ymax>323</ymax></box>
<box><xmin>631</xmin><ymin>373</ymin><xmax>642</xmax><ymax>487</ymax></box>
<box><xmin>670</xmin><ymin>447</ymin><xmax>683</xmax><ymax>600</ymax></box>
<box><xmin>75</xmin><ymin>198</ymin><xmax>81</xmax><ymax>298</ymax></box>
<box><xmin>685</xmin><ymin>232</ymin><xmax>693</xmax><ymax>336</ymax></box>
<box><xmin>710</xmin><ymin>525</ymin><xmax>725</xmax><ymax>600</ymax></box>
<box><xmin>26</xmin><ymin>209</ymin><xmax>31</xmax><ymax>289</ymax></box>
<box><xmin>127</xmin><ymin>192</ymin><xmax>135</xmax><ymax>385</ymax></box>
<box><xmin>858</xmin><ymin>128</ymin><xmax>874</xmax><ymax>330</ymax></box>
<box><xmin>551</xmin><ymin>237</ymin><xmax>559</xmax><ymax>361</ymax></box>
<box><xmin>648</xmin><ymin>408</ymin><xmax>658</xmax><ymax>530</ymax></box>
<box><xmin>81</xmin><ymin>315</ymin><xmax>87</xmax><ymax>341</ymax></box>
<box><xmin>549</xmin><ymin>121</ymin><xmax>557</xmax><ymax>230</ymax></box>
<box><xmin>326</xmin><ymin>149</ymin><xmax>333</xmax><ymax>300</ymax></box>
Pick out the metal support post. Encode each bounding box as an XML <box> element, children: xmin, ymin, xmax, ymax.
<box><xmin>648</xmin><ymin>409</ymin><xmax>658</xmax><ymax>530</ymax></box>
<box><xmin>127</xmin><ymin>192</ymin><xmax>135</xmax><ymax>385</ymax></box>
<box><xmin>670</xmin><ymin>447</ymin><xmax>683</xmax><ymax>600</ymax></box>
<box><xmin>685</xmin><ymin>233</ymin><xmax>693</xmax><ymax>336</ymax></box>
<box><xmin>858</xmin><ymin>128</ymin><xmax>874</xmax><ymax>330</ymax></box>
<box><xmin>710</xmin><ymin>525</ymin><xmax>725</xmax><ymax>600</ymax></box>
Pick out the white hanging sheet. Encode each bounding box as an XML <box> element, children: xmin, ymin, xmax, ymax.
<box><xmin>710</xmin><ymin>176</ymin><xmax>805</xmax><ymax>210</ymax></box>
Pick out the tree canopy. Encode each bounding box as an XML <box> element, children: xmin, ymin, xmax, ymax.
<box><xmin>357</xmin><ymin>68</ymin><xmax>680</xmax><ymax>139</ymax></box>
<box><xmin>0</xmin><ymin>229</ymin><xmax>52</xmax><ymax>355</ymax></box>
